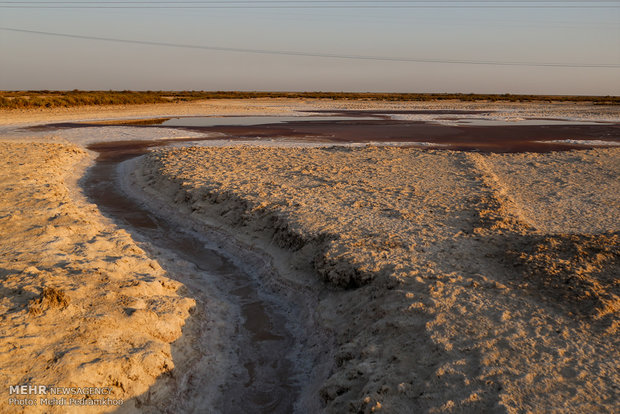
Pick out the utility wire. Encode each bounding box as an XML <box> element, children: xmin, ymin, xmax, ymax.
<box><xmin>1</xmin><ymin>5</ymin><xmax>618</xmax><ymax>8</ymax></box>
<box><xmin>1</xmin><ymin>0</ymin><xmax>619</xmax><ymax>7</ymax></box>
<box><xmin>1</xmin><ymin>1</ymin><xmax>617</xmax><ymax>2</ymax></box>
<box><xmin>1</xmin><ymin>27</ymin><xmax>618</xmax><ymax>68</ymax></box>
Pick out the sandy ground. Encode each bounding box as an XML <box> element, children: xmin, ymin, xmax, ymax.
<box><xmin>0</xmin><ymin>100</ymin><xmax>618</xmax><ymax>413</ymax></box>
<box><xmin>132</xmin><ymin>145</ymin><xmax>619</xmax><ymax>413</ymax></box>
<box><xmin>0</xmin><ymin>142</ymin><xmax>226</xmax><ymax>413</ymax></box>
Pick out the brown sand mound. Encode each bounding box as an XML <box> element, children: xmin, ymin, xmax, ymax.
<box><xmin>0</xmin><ymin>142</ymin><xmax>195</xmax><ymax>413</ymax></box>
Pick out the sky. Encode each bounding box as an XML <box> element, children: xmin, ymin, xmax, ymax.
<box><xmin>0</xmin><ymin>1</ymin><xmax>619</xmax><ymax>94</ymax></box>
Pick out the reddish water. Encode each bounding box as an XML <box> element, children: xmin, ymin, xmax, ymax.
<box><xmin>32</xmin><ymin>110</ymin><xmax>619</xmax><ymax>153</ymax></box>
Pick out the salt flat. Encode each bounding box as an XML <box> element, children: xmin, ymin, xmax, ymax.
<box><xmin>0</xmin><ymin>100</ymin><xmax>618</xmax><ymax>413</ymax></box>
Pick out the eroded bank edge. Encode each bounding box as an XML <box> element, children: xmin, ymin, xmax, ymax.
<box><xmin>119</xmin><ymin>155</ymin><xmax>335</xmax><ymax>412</ymax></box>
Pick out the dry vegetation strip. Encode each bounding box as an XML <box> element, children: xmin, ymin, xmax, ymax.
<box><xmin>1</xmin><ymin>90</ymin><xmax>618</xmax><ymax>109</ymax></box>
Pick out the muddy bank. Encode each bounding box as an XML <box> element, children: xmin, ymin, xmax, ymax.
<box><xmin>133</xmin><ymin>145</ymin><xmax>619</xmax><ymax>413</ymax></box>
<box><xmin>85</xmin><ymin>141</ymin><xmax>328</xmax><ymax>413</ymax></box>
<box><xmin>105</xmin><ymin>147</ymin><xmax>331</xmax><ymax>413</ymax></box>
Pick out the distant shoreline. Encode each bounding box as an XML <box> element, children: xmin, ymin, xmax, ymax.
<box><xmin>1</xmin><ymin>90</ymin><xmax>619</xmax><ymax>110</ymax></box>
<box><xmin>2</xmin><ymin>98</ymin><xmax>618</xmax><ymax>130</ymax></box>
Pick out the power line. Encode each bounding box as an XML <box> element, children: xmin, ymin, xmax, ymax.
<box><xmin>2</xmin><ymin>1</ymin><xmax>618</xmax><ymax>2</ymax></box>
<box><xmin>2</xmin><ymin>6</ymin><xmax>618</xmax><ymax>8</ymax></box>
<box><xmin>1</xmin><ymin>6</ymin><xmax>618</xmax><ymax>8</ymax></box>
<box><xmin>1</xmin><ymin>0</ymin><xmax>619</xmax><ymax>7</ymax></box>
<box><xmin>1</xmin><ymin>1</ymin><xmax>617</xmax><ymax>2</ymax></box>
<box><xmin>2</xmin><ymin>27</ymin><xmax>618</xmax><ymax>68</ymax></box>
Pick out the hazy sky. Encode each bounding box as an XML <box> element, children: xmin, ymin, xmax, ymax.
<box><xmin>1</xmin><ymin>1</ymin><xmax>619</xmax><ymax>94</ymax></box>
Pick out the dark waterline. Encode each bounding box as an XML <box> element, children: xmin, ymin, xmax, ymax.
<box><xmin>84</xmin><ymin>141</ymin><xmax>300</xmax><ymax>413</ymax></box>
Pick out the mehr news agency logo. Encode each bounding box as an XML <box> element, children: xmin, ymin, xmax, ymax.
<box><xmin>8</xmin><ymin>384</ymin><xmax>124</xmax><ymax>407</ymax></box>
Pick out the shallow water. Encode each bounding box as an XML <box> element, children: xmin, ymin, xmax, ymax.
<box><xmin>21</xmin><ymin>110</ymin><xmax>620</xmax><ymax>153</ymax></box>
<box><xmin>84</xmin><ymin>142</ymin><xmax>301</xmax><ymax>413</ymax></box>
<box><xmin>160</xmin><ymin>115</ymin><xmax>379</xmax><ymax>127</ymax></box>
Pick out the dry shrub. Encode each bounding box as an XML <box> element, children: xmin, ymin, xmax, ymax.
<box><xmin>28</xmin><ymin>287</ymin><xmax>70</xmax><ymax>316</ymax></box>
